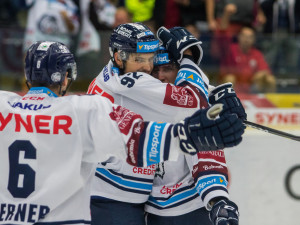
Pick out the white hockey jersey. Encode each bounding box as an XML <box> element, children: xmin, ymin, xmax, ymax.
<box><xmin>0</xmin><ymin>88</ymin><xmax>181</xmax><ymax>224</ymax></box>
<box><xmin>87</xmin><ymin>57</ymin><xmax>230</xmax><ymax>216</ymax></box>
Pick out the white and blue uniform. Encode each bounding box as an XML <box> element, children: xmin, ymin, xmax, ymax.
<box><xmin>87</xmin><ymin>57</ymin><xmax>230</xmax><ymax>218</ymax></box>
<box><xmin>0</xmin><ymin>88</ymin><xmax>181</xmax><ymax>225</ymax></box>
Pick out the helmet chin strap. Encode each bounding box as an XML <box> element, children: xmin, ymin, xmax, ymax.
<box><xmin>60</xmin><ymin>79</ymin><xmax>73</xmax><ymax>96</ymax></box>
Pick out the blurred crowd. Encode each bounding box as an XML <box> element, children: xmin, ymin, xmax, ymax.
<box><xmin>0</xmin><ymin>0</ymin><xmax>300</xmax><ymax>93</ymax></box>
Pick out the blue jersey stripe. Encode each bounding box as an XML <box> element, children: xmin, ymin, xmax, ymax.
<box><xmin>147</xmin><ymin>186</ymin><xmax>198</xmax><ymax>207</ymax></box>
<box><xmin>179</xmin><ymin>64</ymin><xmax>207</xmax><ymax>88</ymax></box>
<box><xmin>146</xmin><ymin>193</ymin><xmax>199</xmax><ymax>209</ymax></box>
<box><xmin>95</xmin><ymin>173</ymin><xmax>151</xmax><ymax>195</ymax></box>
<box><xmin>196</xmin><ymin>175</ymin><xmax>228</xmax><ymax>195</ymax></box>
<box><xmin>146</xmin><ymin>122</ymin><xmax>167</xmax><ymax>165</ymax></box>
<box><xmin>107</xmin><ymin>169</ymin><xmax>154</xmax><ymax>183</ymax></box>
<box><xmin>96</xmin><ymin>168</ymin><xmax>152</xmax><ymax>190</ymax></box>
<box><xmin>175</xmin><ymin>70</ymin><xmax>208</xmax><ymax>98</ymax></box>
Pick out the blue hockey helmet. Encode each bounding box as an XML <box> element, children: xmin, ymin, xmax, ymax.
<box><xmin>109</xmin><ymin>22</ymin><xmax>159</xmax><ymax>62</ymax></box>
<box><xmin>25</xmin><ymin>41</ymin><xmax>77</xmax><ymax>86</ymax></box>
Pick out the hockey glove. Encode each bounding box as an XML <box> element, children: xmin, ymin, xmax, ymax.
<box><xmin>209</xmin><ymin>199</ymin><xmax>239</xmax><ymax>225</ymax></box>
<box><xmin>157</xmin><ymin>26</ymin><xmax>203</xmax><ymax>65</ymax></box>
<box><xmin>174</xmin><ymin>104</ymin><xmax>245</xmax><ymax>154</ymax></box>
<box><xmin>209</xmin><ymin>83</ymin><xmax>247</xmax><ymax>121</ymax></box>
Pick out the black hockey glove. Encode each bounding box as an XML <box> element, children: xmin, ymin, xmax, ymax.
<box><xmin>209</xmin><ymin>199</ymin><xmax>239</xmax><ymax>225</ymax></box>
<box><xmin>209</xmin><ymin>83</ymin><xmax>247</xmax><ymax>121</ymax></box>
<box><xmin>174</xmin><ymin>104</ymin><xmax>245</xmax><ymax>154</ymax></box>
<box><xmin>157</xmin><ymin>26</ymin><xmax>203</xmax><ymax>65</ymax></box>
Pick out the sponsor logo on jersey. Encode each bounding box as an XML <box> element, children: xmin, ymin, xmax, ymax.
<box><xmin>137</xmin><ymin>30</ymin><xmax>153</xmax><ymax>39</ymax></box>
<box><xmin>175</xmin><ymin>70</ymin><xmax>208</xmax><ymax>98</ymax></box>
<box><xmin>0</xmin><ymin>203</ymin><xmax>50</xmax><ymax>223</ymax></box>
<box><xmin>8</xmin><ymin>101</ymin><xmax>51</xmax><ymax>111</ymax></box>
<box><xmin>196</xmin><ymin>176</ymin><xmax>228</xmax><ymax>193</ymax></box>
<box><xmin>160</xmin><ymin>182</ymin><xmax>183</xmax><ymax>194</ymax></box>
<box><xmin>198</xmin><ymin>150</ymin><xmax>225</xmax><ymax>162</ymax></box>
<box><xmin>147</xmin><ymin>122</ymin><xmax>166</xmax><ymax>164</ymax></box>
<box><xmin>103</xmin><ymin>65</ymin><xmax>110</xmax><ymax>82</ymax></box>
<box><xmin>133</xmin><ymin>164</ymin><xmax>156</xmax><ymax>175</ymax></box>
<box><xmin>163</xmin><ymin>84</ymin><xmax>197</xmax><ymax>108</ymax></box>
<box><xmin>128</xmin><ymin>139</ymin><xmax>136</xmax><ymax>164</ymax></box>
<box><xmin>203</xmin><ymin>164</ymin><xmax>224</xmax><ymax>170</ymax></box>
<box><xmin>137</xmin><ymin>40</ymin><xmax>159</xmax><ymax>53</ymax></box>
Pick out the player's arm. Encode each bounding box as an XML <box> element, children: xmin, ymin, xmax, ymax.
<box><xmin>157</xmin><ymin>26</ymin><xmax>210</xmax><ymax>105</ymax></box>
<box><xmin>85</xmin><ymin>96</ymin><xmax>244</xmax><ymax>167</ymax></box>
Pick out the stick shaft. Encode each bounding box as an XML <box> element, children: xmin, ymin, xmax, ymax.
<box><xmin>243</xmin><ymin>120</ymin><xmax>300</xmax><ymax>142</ymax></box>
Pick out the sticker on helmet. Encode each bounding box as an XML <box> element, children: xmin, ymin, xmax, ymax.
<box><xmin>137</xmin><ymin>31</ymin><xmax>154</xmax><ymax>39</ymax></box>
<box><xmin>137</xmin><ymin>40</ymin><xmax>159</xmax><ymax>53</ymax></box>
<box><xmin>37</xmin><ymin>42</ymin><xmax>55</xmax><ymax>51</ymax></box>
<box><xmin>51</xmin><ymin>72</ymin><xmax>62</xmax><ymax>82</ymax></box>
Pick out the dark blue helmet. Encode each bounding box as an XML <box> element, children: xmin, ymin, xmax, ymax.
<box><xmin>25</xmin><ymin>41</ymin><xmax>77</xmax><ymax>86</ymax></box>
<box><xmin>109</xmin><ymin>22</ymin><xmax>159</xmax><ymax>61</ymax></box>
<box><xmin>153</xmin><ymin>46</ymin><xmax>175</xmax><ymax>66</ymax></box>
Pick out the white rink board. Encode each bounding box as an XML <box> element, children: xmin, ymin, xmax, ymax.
<box><xmin>225</xmin><ymin>129</ymin><xmax>300</xmax><ymax>225</ymax></box>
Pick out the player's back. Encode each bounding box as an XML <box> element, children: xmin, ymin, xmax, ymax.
<box><xmin>0</xmin><ymin>90</ymin><xmax>126</xmax><ymax>224</ymax></box>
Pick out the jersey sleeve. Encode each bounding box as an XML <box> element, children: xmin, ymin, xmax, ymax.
<box><xmin>192</xmin><ymin>150</ymin><xmax>229</xmax><ymax>209</ymax></box>
<box><xmin>74</xmin><ymin>95</ymin><xmax>181</xmax><ymax>167</ymax></box>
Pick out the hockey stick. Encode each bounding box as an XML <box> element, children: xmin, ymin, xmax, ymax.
<box><xmin>243</xmin><ymin>120</ymin><xmax>300</xmax><ymax>142</ymax></box>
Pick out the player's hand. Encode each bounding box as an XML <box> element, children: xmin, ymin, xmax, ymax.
<box><xmin>157</xmin><ymin>26</ymin><xmax>203</xmax><ymax>65</ymax></box>
<box><xmin>209</xmin><ymin>83</ymin><xmax>247</xmax><ymax>121</ymax></box>
<box><xmin>209</xmin><ymin>199</ymin><xmax>239</xmax><ymax>225</ymax></box>
<box><xmin>174</xmin><ymin>104</ymin><xmax>245</xmax><ymax>154</ymax></box>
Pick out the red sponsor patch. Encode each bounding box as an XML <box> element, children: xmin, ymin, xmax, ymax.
<box><xmin>126</xmin><ymin>121</ymin><xmax>144</xmax><ymax>166</ymax></box>
<box><xmin>192</xmin><ymin>162</ymin><xmax>228</xmax><ymax>178</ymax></box>
<box><xmin>109</xmin><ymin>106</ymin><xmax>143</xmax><ymax>135</ymax></box>
<box><xmin>163</xmin><ymin>84</ymin><xmax>198</xmax><ymax>108</ymax></box>
<box><xmin>197</xmin><ymin>150</ymin><xmax>226</xmax><ymax>163</ymax></box>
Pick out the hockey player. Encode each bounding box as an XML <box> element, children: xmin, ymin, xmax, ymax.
<box><xmin>87</xmin><ymin>23</ymin><xmax>245</xmax><ymax>225</ymax></box>
<box><xmin>0</xmin><ymin>41</ymin><xmax>243</xmax><ymax>225</ymax></box>
<box><xmin>147</xmin><ymin>45</ymin><xmax>242</xmax><ymax>225</ymax></box>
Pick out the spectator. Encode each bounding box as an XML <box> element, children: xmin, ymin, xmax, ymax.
<box><xmin>23</xmin><ymin>0</ymin><xmax>80</xmax><ymax>52</ymax></box>
<box><xmin>209</xmin><ymin>0</ymin><xmax>266</xmax><ymax>60</ymax></box>
<box><xmin>259</xmin><ymin>0</ymin><xmax>300</xmax><ymax>76</ymax></box>
<box><xmin>220</xmin><ymin>26</ymin><xmax>276</xmax><ymax>93</ymax></box>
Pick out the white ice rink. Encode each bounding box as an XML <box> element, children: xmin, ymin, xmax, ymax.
<box><xmin>225</xmin><ymin>128</ymin><xmax>300</xmax><ymax>225</ymax></box>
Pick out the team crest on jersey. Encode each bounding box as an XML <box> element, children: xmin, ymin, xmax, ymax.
<box><xmin>163</xmin><ymin>84</ymin><xmax>197</xmax><ymax>108</ymax></box>
<box><xmin>109</xmin><ymin>106</ymin><xmax>142</xmax><ymax>135</ymax></box>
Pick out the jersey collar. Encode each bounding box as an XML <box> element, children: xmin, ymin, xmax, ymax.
<box><xmin>27</xmin><ymin>87</ymin><xmax>58</xmax><ymax>97</ymax></box>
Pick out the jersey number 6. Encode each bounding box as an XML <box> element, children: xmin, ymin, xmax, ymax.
<box><xmin>8</xmin><ymin>140</ymin><xmax>36</xmax><ymax>198</ymax></box>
